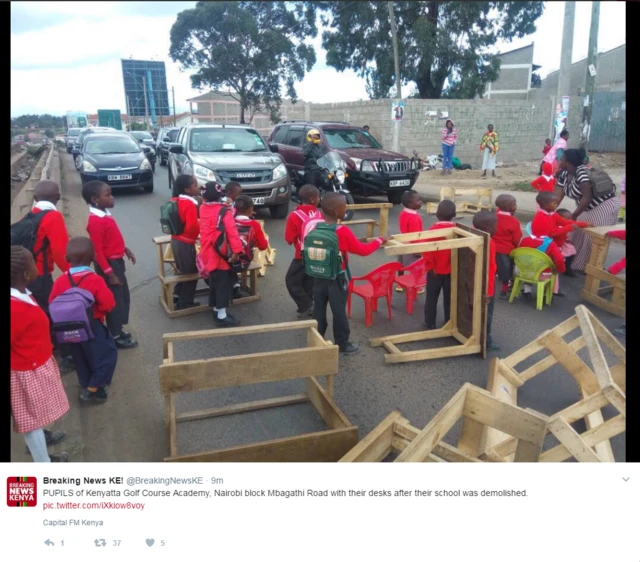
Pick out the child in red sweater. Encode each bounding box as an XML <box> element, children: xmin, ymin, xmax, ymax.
<box><xmin>472</xmin><ymin>211</ymin><xmax>499</xmax><ymax>351</ymax></box>
<box><xmin>285</xmin><ymin>184</ymin><xmax>322</xmax><ymax>317</ymax></box>
<box><xmin>492</xmin><ymin>194</ymin><xmax>522</xmax><ymax>299</ymax></box>
<box><xmin>397</xmin><ymin>190</ymin><xmax>425</xmax><ymax>292</ymax></box>
<box><xmin>518</xmin><ymin>221</ymin><xmax>566</xmax><ymax>299</ymax></box>
<box><xmin>539</xmin><ymin>139</ymin><xmax>552</xmax><ymax>175</ymax></box>
<box><xmin>170</xmin><ymin>175</ymin><xmax>201</xmax><ymax>310</ymax></box>
<box><xmin>607</xmin><ymin>230</ymin><xmax>625</xmax><ymax>338</ymax></box>
<box><xmin>556</xmin><ymin>209</ymin><xmax>590</xmax><ymax>277</ymax></box>
<box><xmin>11</xmin><ymin>246</ymin><xmax>70</xmax><ymax>462</ymax></box>
<box><xmin>531</xmin><ymin>161</ymin><xmax>556</xmax><ymax>199</ymax></box>
<box><xmin>234</xmin><ymin>195</ymin><xmax>269</xmax><ymax>297</ymax></box>
<box><xmin>50</xmin><ymin>237</ymin><xmax>118</xmax><ymax>404</ymax></box>
<box><xmin>82</xmin><ymin>181</ymin><xmax>137</xmax><ymax>349</ymax></box>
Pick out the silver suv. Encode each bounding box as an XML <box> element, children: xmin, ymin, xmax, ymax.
<box><xmin>167</xmin><ymin>123</ymin><xmax>291</xmax><ymax>218</ymax></box>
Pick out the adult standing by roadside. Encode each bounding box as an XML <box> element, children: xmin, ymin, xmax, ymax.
<box><xmin>543</xmin><ymin>129</ymin><xmax>569</xmax><ymax>175</ymax></box>
<box><xmin>480</xmin><ymin>124</ymin><xmax>499</xmax><ymax>178</ymax></box>
<box><xmin>441</xmin><ymin>120</ymin><xmax>457</xmax><ymax>175</ymax></box>
<box><xmin>554</xmin><ymin>148</ymin><xmax>620</xmax><ymax>273</ymax></box>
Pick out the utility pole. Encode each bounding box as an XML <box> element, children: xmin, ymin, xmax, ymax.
<box><xmin>581</xmin><ymin>1</ymin><xmax>600</xmax><ymax>151</ymax></box>
<box><xmin>142</xmin><ymin>76</ymin><xmax>150</xmax><ymax>130</ymax></box>
<box><xmin>557</xmin><ymin>2</ymin><xmax>575</xmax><ymax>102</ymax></box>
<box><xmin>172</xmin><ymin>87</ymin><xmax>176</xmax><ymax>127</ymax></box>
<box><xmin>388</xmin><ymin>1</ymin><xmax>401</xmax><ymax>152</ymax></box>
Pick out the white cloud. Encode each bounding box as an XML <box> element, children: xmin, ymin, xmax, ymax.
<box><xmin>296</xmin><ymin>68</ymin><xmax>369</xmax><ymax>103</ymax></box>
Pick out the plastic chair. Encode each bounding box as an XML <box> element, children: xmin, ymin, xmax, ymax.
<box><xmin>394</xmin><ymin>258</ymin><xmax>428</xmax><ymax>314</ymax></box>
<box><xmin>509</xmin><ymin>248</ymin><xmax>557</xmax><ymax>310</ymax></box>
<box><xmin>347</xmin><ymin>262</ymin><xmax>402</xmax><ymax>327</ymax></box>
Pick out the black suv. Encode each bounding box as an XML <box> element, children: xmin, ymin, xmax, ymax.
<box><xmin>267</xmin><ymin>121</ymin><xmax>419</xmax><ymax>204</ymax></box>
<box><xmin>157</xmin><ymin>127</ymin><xmax>180</xmax><ymax>166</ymax></box>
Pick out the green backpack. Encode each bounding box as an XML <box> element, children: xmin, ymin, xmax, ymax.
<box><xmin>302</xmin><ymin>223</ymin><xmax>346</xmax><ymax>280</ymax></box>
<box><xmin>160</xmin><ymin>199</ymin><xmax>184</xmax><ymax>235</ymax></box>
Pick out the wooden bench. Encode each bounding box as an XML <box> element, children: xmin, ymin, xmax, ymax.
<box><xmin>339</xmin><ymin>202</ymin><xmax>392</xmax><ymax>241</ymax></box>
<box><xmin>160</xmin><ymin>321</ymin><xmax>358</xmax><ymax>462</ymax></box>
<box><xmin>425</xmin><ymin>187</ymin><xmax>493</xmax><ymax>216</ymax></box>
<box><xmin>580</xmin><ymin>224</ymin><xmax>625</xmax><ymax>317</ymax></box>
<box><xmin>153</xmin><ymin>235</ymin><xmax>260</xmax><ymax>319</ymax></box>
<box><xmin>252</xmin><ymin>219</ymin><xmax>276</xmax><ymax>276</ymax></box>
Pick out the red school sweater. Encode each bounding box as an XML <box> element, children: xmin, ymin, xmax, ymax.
<box><xmin>492</xmin><ymin>211</ymin><xmax>522</xmax><ymax>255</ymax></box>
<box><xmin>399</xmin><ymin>208</ymin><xmax>424</xmax><ymax>234</ymax></box>
<box><xmin>235</xmin><ymin>215</ymin><xmax>269</xmax><ymax>252</ymax></box>
<box><xmin>11</xmin><ymin>289</ymin><xmax>53</xmax><ymax>371</ymax></box>
<box><xmin>86</xmin><ymin>207</ymin><xmax>126</xmax><ymax>276</ymax></box>
<box><xmin>518</xmin><ymin>236</ymin><xmax>566</xmax><ymax>274</ymax></box>
<box><xmin>422</xmin><ymin>221</ymin><xmax>456</xmax><ymax>275</ymax></box>
<box><xmin>50</xmin><ymin>268</ymin><xmax>116</xmax><ymax>323</ymax></box>
<box><xmin>487</xmin><ymin>239</ymin><xmax>497</xmax><ymax>297</ymax></box>
<box><xmin>336</xmin><ymin>225</ymin><xmax>384</xmax><ymax>271</ymax></box>
<box><xmin>284</xmin><ymin>205</ymin><xmax>322</xmax><ymax>260</ymax></box>
<box><xmin>31</xmin><ymin>202</ymin><xmax>70</xmax><ymax>276</ymax></box>
<box><xmin>198</xmin><ymin>202</ymin><xmax>243</xmax><ymax>274</ymax></box>
<box><xmin>171</xmin><ymin>195</ymin><xmax>200</xmax><ymax>244</ymax></box>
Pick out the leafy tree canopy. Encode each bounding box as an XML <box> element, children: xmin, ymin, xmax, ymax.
<box><xmin>12</xmin><ymin>114</ymin><xmax>65</xmax><ymax>129</ymax></box>
<box><xmin>308</xmin><ymin>1</ymin><xmax>543</xmax><ymax>99</ymax></box>
<box><xmin>170</xmin><ymin>1</ymin><xmax>317</xmax><ymax>123</ymax></box>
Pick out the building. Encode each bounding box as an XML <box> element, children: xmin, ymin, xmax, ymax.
<box><xmin>121</xmin><ymin>59</ymin><xmax>170</xmax><ymax>128</ymax></box>
<box><xmin>482</xmin><ymin>44</ymin><xmax>541</xmax><ymax>100</ymax></box>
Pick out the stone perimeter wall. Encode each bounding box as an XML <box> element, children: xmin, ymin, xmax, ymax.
<box><xmin>283</xmin><ymin>96</ymin><xmax>583</xmax><ymax>168</ymax></box>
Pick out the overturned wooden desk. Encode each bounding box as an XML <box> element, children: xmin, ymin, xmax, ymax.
<box><xmin>152</xmin><ymin>235</ymin><xmax>260</xmax><ymax>319</ymax></box>
<box><xmin>340</xmin><ymin>202</ymin><xmax>392</xmax><ymax>241</ymax></box>
<box><xmin>580</xmin><ymin>224</ymin><xmax>625</xmax><ymax>317</ymax></box>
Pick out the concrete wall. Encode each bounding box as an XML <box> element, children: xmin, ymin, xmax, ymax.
<box><xmin>283</xmin><ymin>96</ymin><xmax>582</xmax><ymax>167</ymax></box>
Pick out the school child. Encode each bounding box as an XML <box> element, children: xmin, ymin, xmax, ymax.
<box><xmin>198</xmin><ymin>182</ymin><xmax>243</xmax><ymax>327</ymax></box>
<box><xmin>555</xmin><ymin>209</ymin><xmax>590</xmax><ymax>277</ymax></box>
<box><xmin>397</xmin><ymin>190</ymin><xmax>425</xmax><ymax>292</ymax></box>
<box><xmin>169</xmin><ymin>175</ymin><xmax>201</xmax><ymax>310</ymax></box>
<box><xmin>308</xmin><ymin>192</ymin><xmax>387</xmax><ymax>355</ymax></box>
<box><xmin>493</xmin><ymin>194</ymin><xmax>522</xmax><ymax>299</ymax></box>
<box><xmin>11</xmin><ymin>246</ymin><xmax>70</xmax><ymax>462</ymax></box>
<box><xmin>284</xmin><ymin>185</ymin><xmax>322</xmax><ymax>316</ymax></box>
<box><xmin>49</xmin><ymin>237</ymin><xmax>118</xmax><ymax>404</ymax></box>
<box><xmin>234</xmin><ymin>194</ymin><xmax>269</xmax><ymax>258</ymax></box>
<box><xmin>607</xmin><ymin>229</ymin><xmax>625</xmax><ymax>338</ymax></box>
<box><xmin>224</xmin><ymin>181</ymin><xmax>243</xmax><ymax>208</ymax></box>
<box><xmin>472</xmin><ymin>211</ymin><xmax>500</xmax><ymax>351</ymax></box>
<box><xmin>518</xmin><ymin>221</ymin><xmax>566</xmax><ymax>299</ymax></box>
<box><xmin>423</xmin><ymin>200</ymin><xmax>456</xmax><ymax>331</ymax></box>
<box><xmin>539</xmin><ymin>139</ymin><xmax>552</xmax><ymax>175</ymax></box>
<box><xmin>82</xmin><ymin>181</ymin><xmax>138</xmax><ymax>349</ymax></box>
<box><xmin>531</xmin><ymin>162</ymin><xmax>556</xmax><ymax>195</ymax></box>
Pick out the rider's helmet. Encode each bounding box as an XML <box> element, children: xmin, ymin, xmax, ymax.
<box><xmin>306</xmin><ymin>128</ymin><xmax>321</xmax><ymax>144</ymax></box>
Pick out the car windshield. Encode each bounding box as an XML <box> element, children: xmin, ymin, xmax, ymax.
<box><xmin>189</xmin><ymin>128</ymin><xmax>267</xmax><ymax>152</ymax></box>
<box><xmin>167</xmin><ymin>130</ymin><xmax>179</xmax><ymax>141</ymax></box>
<box><xmin>323</xmin><ymin>128</ymin><xmax>382</xmax><ymax>149</ymax></box>
<box><xmin>85</xmin><ymin>137</ymin><xmax>141</xmax><ymax>154</ymax></box>
<box><xmin>68</xmin><ymin>129</ymin><xmax>81</xmax><ymax>136</ymax></box>
<box><xmin>133</xmin><ymin>132</ymin><xmax>152</xmax><ymax>139</ymax></box>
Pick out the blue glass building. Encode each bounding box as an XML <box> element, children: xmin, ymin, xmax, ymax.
<box><xmin>121</xmin><ymin>59</ymin><xmax>170</xmax><ymax>127</ymax></box>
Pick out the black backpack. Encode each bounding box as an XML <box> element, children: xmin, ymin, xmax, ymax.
<box><xmin>11</xmin><ymin>210</ymin><xmax>51</xmax><ymax>266</ymax></box>
<box><xmin>588</xmin><ymin>168</ymin><xmax>616</xmax><ymax>197</ymax></box>
<box><xmin>213</xmin><ymin>207</ymin><xmax>255</xmax><ymax>273</ymax></box>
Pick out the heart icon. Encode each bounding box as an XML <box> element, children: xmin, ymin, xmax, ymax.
<box><xmin>146</xmin><ymin>539</ymin><xmax>155</xmax><ymax>547</ymax></box>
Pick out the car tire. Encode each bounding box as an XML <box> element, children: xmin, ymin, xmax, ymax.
<box><xmin>168</xmin><ymin>168</ymin><xmax>173</xmax><ymax>192</ymax></box>
<box><xmin>144</xmin><ymin>182</ymin><xmax>154</xmax><ymax>193</ymax></box>
<box><xmin>343</xmin><ymin>192</ymin><xmax>355</xmax><ymax>221</ymax></box>
<box><xmin>74</xmin><ymin>155</ymin><xmax>82</xmax><ymax>171</ymax></box>
<box><xmin>160</xmin><ymin>154</ymin><xmax>166</xmax><ymax>166</ymax></box>
<box><xmin>388</xmin><ymin>190</ymin><xmax>405</xmax><ymax>205</ymax></box>
<box><xmin>269</xmin><ymin>201</ymin><xmax>289</xmax><ymax>219</ymax></box>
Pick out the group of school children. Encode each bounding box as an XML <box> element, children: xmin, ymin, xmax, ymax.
<box><xmin>11</xmin><ymin>179</ymin><xmax>138</xmax><ymax>461</ymax></box>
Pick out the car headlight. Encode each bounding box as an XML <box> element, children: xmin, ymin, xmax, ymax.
<box><xmin>272</xmin><ymin>163</ymin><xmax>287</xmax><ymax>181</ymax></box>
<box><xmin>194</xmin><ymin>165</ymin><xmax>218</xmax><ymax>182</ymax></box>
<box><xmin>82</xmin><ymin>161</ymin><xmax>97</xmax><ymax>172</ymax></box>
<box><xmin>140</xmin><ymin>158</ymin><xmax>152</xmax><ymax>170</ymax></box>
<box><xmin>350</xmin><ymin>157</ymin><xmax>375</xmax><ymax>172</ymax></box>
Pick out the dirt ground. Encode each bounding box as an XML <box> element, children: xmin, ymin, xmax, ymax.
<box><xmin>10</xmin><ymin>153</ymin><xmax>41</xmax><ymax>204</ymax></box>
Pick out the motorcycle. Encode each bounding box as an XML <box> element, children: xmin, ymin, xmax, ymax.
<box><xmin>293</xmin><ymin>151</ymin><xmax>355</xmax><ymax>221</ymax></box>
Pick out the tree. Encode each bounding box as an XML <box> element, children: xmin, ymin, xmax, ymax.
<box><xmin>44</xmin><ymin>130</ymin><xmax>54</xmax><ymax>138</ymax></box>
<box><xmin>309</xmin><ymin>1</ymin><xmax>543</xmax><ymax>99</ymax></box>
<box><xmin>170</xmin><ymin>1</ymin><xmax>316</xmax><ymax>124</ymax></box>
<box><xmin>128</xmin><ymin>122</ymin><xmax>148</xmax><ymax>131</ymax></box>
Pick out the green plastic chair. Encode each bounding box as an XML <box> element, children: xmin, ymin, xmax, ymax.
<box><xmin>509</xmin><ymin>248</ymin><xmax>557</xmax><ymax>311</ymax></box>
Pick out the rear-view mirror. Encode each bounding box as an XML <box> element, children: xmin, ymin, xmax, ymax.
<box><xmin>269</xmin><ymin>144</ymin><xmax>279</xmax><ymax>153</ymax></box>
<box><xmin>163</xmin><ymin>137</ymin><xmax>170</xmax><ymax>142</ymax></box>
<box><xmin>142</xmin><ymin>146</ymin><xmax>151</xmax><ymax>154</ymax></box>
<box><xmin>169</xmin><ymin>144</ymin><xmax>183</xmax><ymax>154</ymax></box>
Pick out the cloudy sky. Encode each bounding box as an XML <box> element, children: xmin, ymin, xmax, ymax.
<box><xmin>11</xmin><ymin>1</ymin><xmax>626</xmax><ymax>117</ymax></box>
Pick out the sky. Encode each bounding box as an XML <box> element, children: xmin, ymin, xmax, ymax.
<box><xmin>11</xmin><ymin>1</ymin><xmax>626</xmax><ymax>118</ymax></box>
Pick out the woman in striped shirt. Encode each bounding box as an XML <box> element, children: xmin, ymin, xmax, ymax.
<box><xmin>441</xmin><ymin>120</ymin><xmax>457</xmax><ymax>175</ymax></box>
<box><xmin>555</xmin><ymin>148</ymin><xmax>620</xmax><ymax>273</ymax></box>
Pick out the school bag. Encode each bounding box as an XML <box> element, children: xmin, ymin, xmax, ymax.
<box><xmin>294</xmin><ymin>208</ymin><xmax>323</xmax><ymax>251</ymax></box>
<box><xmin>588</xmin><ymin>168</ymin><xmax>616</xmax><ymax>197</ymax></box>
<box><xmin>10</xmin><ymin>209</ymin><xmax>52</xmax><ymax>265</ymax></box>
<box><xmin>159</xmin><ymin>199</ymin><xmax>184</xmax><ymax>235</ymax></box>
<box><xmin>213</xmin><ymin>207</ymin><xmax>255</xmax><ymax>272</ymax></box>
<box><xmin>49</xmin><ymin>273</ymin><xmax>96</xmax><ymax>344</ymax></box>
<box><xmin>302</xmin><ymin>223</ymin><xmax>346</xmax><ymax>280</ymax></box>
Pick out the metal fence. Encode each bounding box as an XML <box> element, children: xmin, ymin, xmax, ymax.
<box><xmin>589</xmin><ymin>91</ymin><xmax>626</xmax><ymax>153</ymax></box>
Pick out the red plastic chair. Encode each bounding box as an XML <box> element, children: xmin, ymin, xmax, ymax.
<box><xmin>394</xmin><ymin>258</ymin><xmax>428</xmax><ymax>314</ymax></box>
<box><xmin>347</xmin><ymin>262</ymin><xmax>402</xmax><ymax>327</ymax></box>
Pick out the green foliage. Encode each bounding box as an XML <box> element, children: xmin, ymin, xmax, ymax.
<box><xmin>128</xmin><ymin>122</ymin><xmax>148</xmax><ymax>131</ymax></box>
<box><xmin>170</xmin><ymin>1</ymin><xmax>317</xmax><ymax>123</ymax></box>
<box><xmin>44</xmin><ymin>130</ymin><xmax>54</xmax><ymax>138</ymax></box>
<box><xmin>11</xmin><ymin>114</ymin><xmax>65</xmax><ymax>129</ymax></box>
<box><xmin>307</xmin><ymin>1</ymin><xmax>543</xmax><ymax>99</ymax></box>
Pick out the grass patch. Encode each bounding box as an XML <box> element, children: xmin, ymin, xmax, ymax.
<box><xmin>509</xmin><ymin>182</ymin><xmax>536</xmax><ymax>192</ymax></box>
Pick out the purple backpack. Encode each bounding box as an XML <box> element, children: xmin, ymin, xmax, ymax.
<box><xmin>49</xmin><ymin>272</ymin><xmax>96</xmax><ymax>344</ymax></box>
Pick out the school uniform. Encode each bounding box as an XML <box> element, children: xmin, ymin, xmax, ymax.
<box><xmin>492</xmin><ymin>211</ymin><xmax>522</xmax><ymax>284</ymax></box>
<box><xmin>49</xmin><ymin>267</ymin><xmax>118</xmax><ymax>390</ymax></box>
<box><xmin>398</xmin><ymin>208</ymin><xmax>424</xmax><ymax>267</ymax></box>
<box><xmin>607</xmin><ymin>230</ymin><xmax>626</xmax><ymax>275</ymax></box>
<box><xmin>86</xmin><ymin>206</ymin><xmax>130</xmax><ymax>339</ymax></box>
<box><xmin>170</xmin><ymin>195</ymin><xmax>200</xmax><ymax>306</ymax></box>
<box><xmin>423</xmin><ymin>221</ymin><xmax>456</xmax><ymax>329</ymax></box>
<box><xmin>486</xmin><ymin>239</ymin><xmax>498</xmax><ymax>347</ymax></box>
<box><xmin>235</xmin><ymin>215</ymin><xmax>269</xmax><ymax>251</ymax></box>
<box><xmin>198</xmin><ymin>202</ymin><xmax>243</xmax><ymax>310</ymax></box>
<box><xmin>313</xmin><ymin>226</ymin><xmax>383</xmax><ymax>349</ymax></box>
<box><xmin>519</xmin><ymin>233</ymin><xmax>566</xmax><ymax>294</ymax></box>
<box><xmin>553</xmin><ymin>217</ymin><xmax>589</xmax><ymax>269</ymax></box>
<box><xmin>532</xmin><ymin>209</ymin><xmax>588</xmax><ymax>269</ymax></box>
<box><xmin>284</xmin><ymin>205</ymin><xmax>321</xmax><ymax>313</ymax></box>
<box><xmin>11</xmin><ymin>289</ymin><xmax>69</xmax><ymax>435</ymax></box>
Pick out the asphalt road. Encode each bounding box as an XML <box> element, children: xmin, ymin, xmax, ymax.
<box><xmin>21</xmin><ymin>154</ymin><xmax>625</xmax><ymax>462</ymax></box>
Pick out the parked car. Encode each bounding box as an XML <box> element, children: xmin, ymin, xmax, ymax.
<box><xmin>78</xmin><ymin>132</ymin><xmax>154</xmax><ymax>193</ymax></box>
<box><xmin>129</xmin><ymin>131</ymin><xmax>157</xmax><ymax>172</ymax></box>
<box><xmin>66</xmin><ymin>128</ymin><xmax>82</xmax><ymax>153</ymax></box>
<box><xmin>267</xmin><ymin>120</ymin><xmax>420</xmax><ymax>204</ymax></box>
<box><xmin>156</xmin><ymin>127</ymin><xmax>180</xmax><ymax>166</ymax></box>
<box><xmin>167</xmin><ymin>123</ymin><xmax>291</xmax><ymax>218</ymax></box>
<box><xmin>72</xmin><ymin>127</ymin><xmax>117</xmax><ymax>169</ymax></box>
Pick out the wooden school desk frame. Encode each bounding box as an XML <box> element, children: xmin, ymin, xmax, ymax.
<box><xmin>252</xmin><ymin>219</ymin><xmax>277</xmax><ymax>277</ymax></box>
<box><xmin>339</xmin><ymin>384</ymin><xmax>548</xmax><ymax>462</ymax></box>
<box><xmin>339</xmin><ymin>202</ymin><xmax>392</xmax><ymax>241</ymax></box>
<box><xmin>425</xmin><ymin>187</ymin><xmax>493</xmax><ymax>216</ymax></box>
<box><xmin>159</xmin><ymin>320</ymin><xmax>359</xmax><ymax>462</ymax></box>
<box><xmin>580</xmin><ymin>224</ymin><xmax>625</xmax><ymax>317</ymax></box>
<box><xmin>480</xmin><ymin>305</ymin><xmax>625</xmax><ymax>462</ymax></box>
<box><xmin>370</xmin><ymin>224</ymin><xmax>489</xmax><ymax>363</ymax></box>
<box><xmin>152</xmin><ymin>235</ymin><xmax>260</xmax><ymax>319</ymax></box>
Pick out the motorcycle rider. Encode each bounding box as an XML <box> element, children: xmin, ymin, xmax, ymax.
<box><xmin>302</xmin><ymin>128</ymin><xmax>328</xmax><ymax>187</ymax></box>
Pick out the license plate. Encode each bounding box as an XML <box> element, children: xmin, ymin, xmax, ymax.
<box><xmin>107</xmin><ymin>175</ymin><xmax>133</xmax><ymax>181</ymax></box>
<box><xmin>252</xmin><ymin>197</ymin><xmax>265</xmax><ymax>205</ymax></box>
<box><xmin>390</xmin><ymin>179</ymin><xmax>411</xmax><ymax>187</ymax></box>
